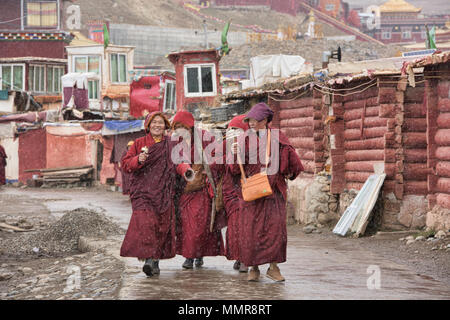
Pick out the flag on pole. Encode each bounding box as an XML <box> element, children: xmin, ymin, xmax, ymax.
<box><xmin>103</xmin><ymin>23</ymin><xmax>109</xmax><ymax>49</ymax></box>
<box><xmin>426</xmin><ymin>25</ymin><xmax>437</xmax><ymax>49</ymax></box>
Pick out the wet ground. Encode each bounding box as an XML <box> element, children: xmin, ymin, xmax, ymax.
<box><xmin>1</xmin><ymin>186</ymin><xmax>449</xmax><ymax>300</ymax></box>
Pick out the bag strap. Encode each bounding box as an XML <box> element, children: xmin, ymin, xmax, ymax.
<box><xmin>238</xmin><ymin>128</ymin><xmax>271</xmax><ymax>180</ymax></box>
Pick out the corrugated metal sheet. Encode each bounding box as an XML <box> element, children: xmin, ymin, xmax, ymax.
<box><xmin>333</xmin><ymin>173</ymin><xmax>386</xmax><ymax>237</ymax></box>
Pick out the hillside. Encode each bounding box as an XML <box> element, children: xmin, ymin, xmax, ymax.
<box><xmin>68</xmin><ymin>0</ymin><xmax>347</xmax><ymax>35</ymax></box>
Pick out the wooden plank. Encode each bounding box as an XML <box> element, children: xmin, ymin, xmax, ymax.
<box><xmin>24</xmin><ymin>165</ymin><xmax>93</xmax><ymax>173</ymax></box>
<box><xmin>0</xmin><ymin>223</ymin><xmax>34</xmax><ymax>232</ymax></box>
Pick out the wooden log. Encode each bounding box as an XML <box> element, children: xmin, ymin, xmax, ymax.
<box><xmin>279</xmin><ymin>107</ymin><xmax>314</xmax><ymax>120</ymax></box>
<box><xmin>436</xmin><ymin>193</ymin><xmax>450</xmax><ymax>210</ymax></box>
<box><xmin>438</xmin><ymin>98</ymin><xmax>450</xmax><ymax>112</ymax></box>
<box><xmin>279</xmin><ymin>97</ymin><xmax>314</xmax><ymax>109</ymax></box>
<box><xmin>403</xmin><ymin>118</ymin><xmax>427</xmax><ymax>132</ymax></box>
<box><xmin>344</xmin><ymin>137</ymin><xmax>385</xmax><ymax>150</ymax></box>
<box><xmin>344</xmin><ymin>99</ymin><xmax>369</xmax><ymax>110</ymax></box>
<box><xmin>379</xmin><ymin>104</ymin><xmax>396</xmax><ymax>118</ymax></box>
<box><xmin>403</xmin><ymin>132</ymin><xmax>427</xmax><ymax>148</ymax></box>
<box><xmin>299</xmin><ymin>159</ymin><xmax>315</xmax><ymax>173</ymax></box>
<box><xmin>0</xmin><ymin>223</ymin><xmax>34</xmax><ymax>232</ymax></box>
<box><xmin>404</xmin><ymin>148</ymin><xmax>427</xmax><ymax>163</ymax></box>
<box><xmin>437</xmin><ymin>82</ymin><xmax>450</xmax><ymax>99</ymax></box>
<box><xmin>345</xmin><ymin>171</ymin><xmax>373</xmax><ymax>183</ymax></box>
<box><xmin>404</xmin><ymin>103</ymin><xmax>426</xmax><ymax>118</ymax></box>
<box><xmin>436</xmin><ymin>161</ymin><xmax>450</xmax><ymax>178</ymax></box>
<box><xmin>435</xmin><ymin>129</ymin><xmax>450</xmax><ymax>146</ymax></box>
<box><xmin>344</xmin><ymin>127</ymin><xmax>387</xmax><ymax>140</ymax></box>
<box><xmin>345</xmin><ymin>149</ymin><xmax>385</xmax><ymax>161</ymax></box>
<box><xmin>24</xmin><ymin>165</ymin><xmax>93</xmax><ymax>173</ymax></box>
<box><xmin>346</xmin><ymin>182</ymin><xmax>364</xmax><ymax>191</ymax></box>
<box><xmin>280</xmin><ymin>117</ymin><xmax>313</xmax><ymax>128</ymax></box>
<box><xmin>343</xmin><ymin>87</ymin><xmax>378</xmax><ymax>102</ymax></box>
<box><xmin>283</xmin><ymin>127</ymin><xmax>314</xmax><ymax>138</ymax></box>
<box><xmin>301</xmin><ymin>151</ymin><xmax>315</xmax><ymax>161</ymax></box>
<box><xmin>345</xmin><ymin>117</ymin><xmax>388</xmax><ymax>130</ymax></box>
<box><xmin>378</xmin><ymin>87</ymin><xmax>397</xmax><ymax>104</ymax></box>
<box><xmin>404</xmin><ymin>180</ymin><xmax>428</xmax><ymax>195</ymax></box>
<box><xmin>344</xmin><ymin>106</ymin><xmax>379</xmax><ymax>121</ymax></box>
<box><xmin>403</xmin><ymin>163</ymin><xmax>430</xmax><ymax>181</ymax></box>
<box><xmin>404</xmin><ymin>87</ymin><xmax>425</xmax><ymax>103</ymax></box>
<box><xmin>290</xmin><ymin>137</ymin><xmax>314</xmax><ymax>150</ymax></box>
<box><xmin>437</xmin><ymin>113</ymin><xmax>450</xmax><ymax>129</ymax></box>
<box><xmin>435</xmin><ymin>177</ymin><xmax>450</xmax><ymax>193</ymax></box>
<box><xmin>436</xmin><ymin>147</ymin><xmax>450</xmax><ymax>161</ymax></box>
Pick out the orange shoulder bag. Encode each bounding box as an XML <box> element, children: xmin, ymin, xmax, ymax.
<box><xmin>238</xmin><ymin>129</ymin><xmax>273</xmax><ymax>202</ymax></box>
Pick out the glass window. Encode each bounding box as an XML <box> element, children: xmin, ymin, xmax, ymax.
<box><xmin>88</xmin><ymin>80</ymin><xmax>99</xmax><ymax>100</ymax></box>
<box><xmin>88</xmin><ymin>56</ymin><xmax>100</xmax><ymax>75</ymax></box>
<box><xmin>110</xmin><ymin>53</ymin><xmax>127</xmax><ymax>83</ymax></box>
<box><xmin>2</xmin><ymin>66</ymin><xmax>12</xmax><ymax>90</ymax></box>
<box><xmin>46</xmin><ymin>66</ymin><xmax>64</xmax><ymax>93</ymax></box>
<box><xmin>186</xmin><ymin>67</ymin><xmax>200</xmax><ymax>93</ymax></box>
<box><xmin>25</xmin><ymin>0</ymin><xmax>58</xmax><ymax>28</ymax></box>
<box><xmin>185</xmin><ymin>64</ymin><xmax>216</xmax><ymax>96</ymax></box>
<box><xmin>201</xmin><ymin>67</ymin><xmax>213</xmax><ymax>93</ymax></box>
<box><xmin>75</xmin><ymin>57</ymin><xmax>87</xmax><ymax>73</ymax></box>
<box><xmin>164</xmin><ymin>81</ymin><xmax>176</xmax><ymax>111</ymax></box>
<box><xmin>30</xmin><ymin>65</ymin><xmax>45</xmax><ymax>92</ymax></box>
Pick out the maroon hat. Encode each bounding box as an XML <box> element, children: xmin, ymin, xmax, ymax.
<box><xmin>244</xmin><ymin>102</ymin><xmax>274</xmax><ymax>123</ymax></box>
<box><xmin>172</xmin><ymin>110</ymin><xmax>195</xmax><ymax>129</ymax></box>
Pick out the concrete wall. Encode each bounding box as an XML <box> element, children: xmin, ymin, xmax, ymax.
<box><xmin>109</xmin><ymin>24</ymin><xmax>247</xmax><ymax>66</ymax></box>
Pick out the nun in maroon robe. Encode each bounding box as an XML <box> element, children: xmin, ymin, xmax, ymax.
<box><xmin>222</xmin><ymin>114</ymin><xmax>249</xmax><ymax>272</ymax></box>
<box><xmin>171</xmin><ymin>110</ymin><xmax>225</xmax><ymax>269</ymax></box>
<box><xmin>229</xmin><ymin>102</ymin><xmax>304</xmax><ymax>282</ymax></box>
<box><xmin>120</xmin><ymin>111</ymin><xmax>193</xmax><ymax>277</ymax></box>
<box><xmin>0</xmin><ymin>144</ymin><xmax>6</xmax><ymax>185</ymax></box>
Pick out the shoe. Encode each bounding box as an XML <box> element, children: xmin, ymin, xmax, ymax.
<box><xmin>247</xmin><ymin>267</ymin><xmax>260</xmax><ymax>281</ymax></box>
<box><xmin>233</xmin><ymin>260</ymin><xmax>240</xmax><ymax>270</ymax></box>
<box><xmin>239</xmin><ymin>263</ymin><xmax>248</xmax><ymax>273</ymax></box>
<box><xmin>142</xmin><ymin>259</ymin><xmax>153</xmax><ymax>277</ymax></box>
<box><xmin>182</xmin><ymin>258</ymin><xmax>194</xmax><ymax>269</ymax></box>
<box><xmin>266</xmin><ymin>265</ymin><xmax>285</xmax><ymax>282</ymax></box>
<box><xmin>195</xmin><ymin>257</ymin><xmax>204</xmax><ymax>268</ymax></box>
<box><xmin>152</xmin><ymin>259</ymin><xmax>160</xmax><ymax>275</ymax></box>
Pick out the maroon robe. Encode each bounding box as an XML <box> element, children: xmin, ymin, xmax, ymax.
<box><xmin>120</xmin><ymin>134</ymin><xmax>190</xmax><ymax>260</ymax></box>
<box><xmin>222</xmin><ymin>165</ymin><xmax>241</xmax><ymax>261</ymax></box>
<box><xmin>0</xmin><ymin>145</ymin><xmax>6</xmax><ymax>185</ymax></box>
<box><xmin>120</xmin><ymin>150</ymin><xmax>132</xmax><ymax>195</ymax></box>
<box><xmin>229</xmin><ymin>130</ymin><xmax>304</xmax><ymax>267</ymax></box>
<box><xmin>176</xmin><ymin>129</ymin><xmax>225</xmax><ymax>259</ymax></box>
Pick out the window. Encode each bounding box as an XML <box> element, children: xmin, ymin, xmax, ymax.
<box><xmin>1</xmin><ymin>64</ymin><xmax>25</xmax><ymax>91</ymax></box>
<box><xmin>73</xmin><ymin>56</ymin><xmax>100</xmax><ymax>75</ymax></box>
<box><xmin>184</xmin><ymin>64</ymin><xmax>217</xmax><ymax>97</ymax></box>
<box><xmin>381</xmin><ymin>30</ymin><xmax>391</xmax><ymax>39</ymax></box>
<box><xmin>88</xmin><ymin>80</ymin><xmax>100</xmax><ymax>100</ymax></box>
<box><xmin>29</xmin><ymin>65</ymin><xmax>46</xmax><ymax>93</ymax></box>
<box><xmin>47</xmin><ymin>66</ymin><xmax>64</xmax><ymax>93</ymax></box>
<box><xmin>325</xmin><ymin>4</ymin><xmax>335</xmax><ymax>11</ymax></box>
<box><xmin>25</xmin><ymin>0</ymin><xmax>59</xmax><ymax>28</ymax></box>
<box><xmin>110</xmin><ymin>53</ymin><xmax>127</xmax><ymax>83</ymax></box>
<box><xmin>163</xmin><ymin>80</ymin><xmax>176</xmax><ymax>112</ymax></box>
<box><xmin>402</xmin><ymin>30</ymin><xmax>412</xmax><ymax>39</ymax></box>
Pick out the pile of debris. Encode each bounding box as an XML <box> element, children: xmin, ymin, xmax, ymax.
<box><xmin>0</xmin><ymin>208</ymin><xmax>125</xmax><ymax>257</ymax></box>
<box><xmin>26</xmin><ymin>165</ymin><xmax>95</xmax><ymax>188</ymax></box>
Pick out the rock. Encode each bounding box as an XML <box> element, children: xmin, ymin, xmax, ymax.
<box><xmin>399</xmin><ymin>237</ymin><xmax>405</xmax><ymax>241</ymax></box>
<box><xmin>431</xmin><ymin>247</ymin><xmax>438</xmax><ymax>251</ymax></box>
<box><xmin>0</xmin><ymin>272</ymin><xmax>13</xmax><ymax>281</ymax></box>
<box><xmin>303</xmin><ymin>225</ymin><xmax>316</xmax><ymax>234</ymax></box>
<box><xmin>317</xmin><ymin>213</ymin><xmax>331</xmax><ymax>224</ymax></box>
<box><xmin>414</xmin><ymin>250</ymin><xmax>419</xmax><ymax>254</ymax></box>
<box><xmin>21</xmin><ymin>267</ymin><xmax>33</xmax><ymax>275</ymax></box>
<box><xmin>406</xmin><ymin>239</ymin><xmax>415</xmax><ymax>245</ymax></box>
<box><xmin>415</xmin><ymin>236</ymin><xmax>425</xmax><ymax>241</ymax></box>
<box><xmin>312</xmin><ymin>229</ymin><xmax>322</xmax><ymax>234</ymax></box>
<box><xmin>405</xmin><ymin>235</ymin><xmax>414</xmax><ymax>241</ymax></box>
<box><xmin>35</xmin><ymin>295</ymin><xmax>44</xmax><ymax>299</ymax></box>
<box><xmin>435</xmin><ymin>230</ymin><xmax>447</xmax><ymax>239</ymax></box>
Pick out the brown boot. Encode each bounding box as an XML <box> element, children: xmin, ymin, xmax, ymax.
<box><xmin>266</xmin><ymin>264</ymin><xmax>285</xmax><ymax>282</ymax></box>
<box><xmin>247</xmin><ymin>266</ymin><xmax>260</xmax><ymax>281</ymax></box>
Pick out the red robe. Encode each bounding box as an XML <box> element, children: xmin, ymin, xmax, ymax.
<box><xmin>120</xmin><ymin>134</ymin><xmax>190</xmax><ymax>260</ymax></box>
<box><xmin>0</xmin><ymin>145</ymin><xmax>6</xmax><ymax>185</ymax></box>
<box><xmin>176</xmin><ymin>129</ymin><xmax>225</xmax><ymax>259</ymax></box>
<box><xmin>120</xmin><ymin>150</ymin><xmax>132</xmax><ymax>195</ymax></box>
<box><xmin>222</xmin><ymin>165</ymin><xmax>241</xmax><ymax>261</ymax></box>
<box><xmin>229</xmin><ymin>130</ymin><xmax>304</xmax><ymax>267</ymax></box>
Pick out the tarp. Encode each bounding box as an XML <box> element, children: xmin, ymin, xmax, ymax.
<box><xmin>102</xmin><ymin>120</ymin><xmax>144</xmax><ymax>136</ymax></box>
<box><xmin>249</xmin><ymin>54</ymin><xmax>310</xmax><ymax>88</ymax></box>
<box><xmin>62</xmin><ymin>73</ymin><xmax>97</xmax><ymax>90</ymax></box>
<box><xmin>0</xmin><ymin>111</ymin><xmax>47</xmax><ymax>124</ymax></box>
<box><xmin>129</xmin><ymin>76</ymin><xmax>162</xmax><ymax>118</ymax></box>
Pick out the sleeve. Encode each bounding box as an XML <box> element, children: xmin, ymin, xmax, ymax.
<box><xmin>280</xmin><ymin>144</ymin><xmax>304</xmax><ymax>180</ymax></box>
<box><xmin>121</xmin><ymin>142</ymin><xmax>144</xmax><ymax>173</ymax></box>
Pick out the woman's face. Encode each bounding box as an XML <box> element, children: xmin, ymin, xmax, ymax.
<box><xmin>248</xmin><ymin>118</ymin><xmax>267</xmax><ymax>131</ymax></box>
<box><xmin>149</xmin><ymin>116</ymin><xmax>166</xmax><ymax>138</ymax></box>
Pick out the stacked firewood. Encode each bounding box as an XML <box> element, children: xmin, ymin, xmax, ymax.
<box><xmin>26</xmin><ymin>165</ymin><xmax>94</xmax><ymax>186</ymax></box>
